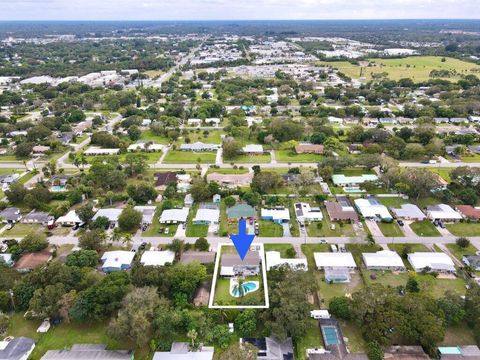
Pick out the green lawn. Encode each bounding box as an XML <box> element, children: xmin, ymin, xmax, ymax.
<box><xmin>461</xmin><ymin>154</ymin><xmax>480</xmax><ymax>163</ymax></box>
<box><xmin>206</xmin><ymin>167</ymin><xmax>249</xmax><ymax>175</ymax></box>
<box><xmin>294</xmin><ymin>319</ymin><xmax>323</xmax><ymax>360</ymax></box>
<box><xmin>142</xmin><ymin>207</ymin><xmax>178</xmax><ymax>237</ymax></box>
<box><xmin>378</xmin><ymin>197</ymin><xmax>409</xmax><ymax>208</ymax></box>
<box><xmin>212</xmin><ymin>276</ymin><xmax>265</xmax><ymax>306</ymax></box>
<box><xmin>377</xmin><ymin>221</ymin><xmax>404</xmax><ymax>237</ymax></box>
<box><xmin>275</xmin><ymin>150</ymin><xmax>324</xmax><ymax>163</ymax></box>
<box><xmin>7</xmin><ymin>313</ymin><xmax>150</xmax><ymax>360</ymax></box>
<box><xmin>410</xmin><ymin>220</ymin><xmax>441</xmax><ymax>237</ymax></box>
<box><xmin>447</xmin><ymin>223</ymin><xmax>480</xmax><ymax>237</ymax></box>
<box><xmin>258</xmin><ymin>220</ymin><xmax>283</xmax><ymax>237</ymax></box>
<box><xmin>4</xmin><ymin>223</ymin><xmax>43</xmax><ymax>236</ymax></box>
<box><xmin>446</xmin><ymin>243</ymin><xmax>478</xmax><ymax>261</ymax></box>
<box><xmin>318</xmin><ymin>56</ymin><xmax>480</xmax><ymax>82</ymax></box>
<box><xmin>139</xmin><ymin>130</ymin><xmax>171</xmax><ymax>144</ymax></box>
<box><xmin>181</xmin><ymin>129</ymin><xmax>224</xmax><ymax>143</ymax></box>
<box><xmin>317</xmin><ymin>272</ymin><xmax>364</xmax><ymax>305</ymax></box>
<box><xmin>264</xmin><ymin>243</ymin><xmax>296</xmax><ymax>258</ymax></box>
<box><xmin>163</xmin><ymin>150</ymin><xmax>217</xmax><ymax>164</ymax></box>
<box><xmin>428</xmin><ymin>168</ymin><xmax>452</xmax><ymax>182</ymax></box>
<box><xmin>228</xmin><ymin>154</ymin><xmax>271</xmax><ymax>164</ymax></box>
<box><xmin>185</xmin><ymin>204</ymin><xmax>208</xmax><ymax>237</ymax></box>
<box><xmin>306</xmin><ymin>209</ymin><xmax>355</xmax><ymax>237</ymax></box>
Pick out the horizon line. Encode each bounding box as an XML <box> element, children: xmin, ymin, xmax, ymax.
<box><xmin>0</xmin><ymin>18</ymin><xmax>479</xmax><ymax>22</ymax></box>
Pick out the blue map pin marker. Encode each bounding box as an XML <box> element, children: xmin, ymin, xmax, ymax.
<box><xmin>230</xmin><ymin>218</ymin><xmax>255</xmax><ymax>260</ymax></box>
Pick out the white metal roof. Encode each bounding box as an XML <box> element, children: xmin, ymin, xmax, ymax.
<box><xmin>391</xmin><ymin>204</ymin><xmax>426</xmax><ymax>220</ymax></box>
<box><xmin>242</xmin><ymin>144</ymin><xmax>264</xmax><ymax>153</ymax></box>
<box><xmin>141</xmin><ymin>250</ymin><xmax>175</xmax><ymax>266</ymax></box>
<box><xmin>92</xmin><ymin>208</ymin><xmax>122</xmax><ymax>222</ymax></box>
<box><xmin>314</xmin><ymin>252</ymin><xmax>356</xmax><ymax>268</ymax></box>
<box><xmin>193</xmin><ymin>208</ymin><xmax>220</xmax><ymax>224</ymax></box>
<box><xmin>160</xmin><ymin>208</ymin><xmax>189</xmax><ymax>223</ymax></box>
<box><xmin>261</xmin><ymin>208</ymin><xmax>290</xmax><ymax>221</ymax></box>
<box><xmin>332</xmin><ymin>174</ymin><xmax>378</xmax><ymax>185</ymax></box>
<box><xmin>408</xmin><ymin>252</ymin><xmax>455</xmax><ymax>272</ymax></box>
<box><xmin>354</xmin><ymin>198</ymin><xmax>392</xmax><ymax>220</ymax></box>
<box><xmin>426</xmin><ymin>204</ymin><xmax>462</xmax><ymax>220</ymax></box>
<box><xmin>362</xmin><ymin>250</ymin><xmax>405</xmax><ymax>269</ymax></box>
<box><xmin>101</xmin><ymin>251</ymin><xmax>135</xmax><ymax>269</ymax></box>
<box><xmin>56</xmin><ymin>210</ymin><xmax>81</xmax><ymax>224</ymax></box>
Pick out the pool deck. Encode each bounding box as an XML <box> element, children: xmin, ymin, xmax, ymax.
<box><xmin>319</xmin><ymin>318</ymin><xmax>348</xmax><ymax>359</ymax></box>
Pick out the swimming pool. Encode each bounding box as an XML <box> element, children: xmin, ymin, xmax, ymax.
<box><xmin>230</xmin><ymin>280</ymin><xmax>259</xmax><ymax>297</ymax></box>
<box><xmin>50</xmin><ymin>185</ymin><xmax>66</xmax><ymax>192</ymax></box>
<box><xmin>322</xmin><ymin>326</ymin><xmax>340</xmax><ymax>345</ymax></box>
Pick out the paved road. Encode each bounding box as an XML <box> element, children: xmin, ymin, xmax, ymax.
<box><xmin>152</xmin><ymin>45</ymin><xmax>200</xmax><ymax>88</ymax></box>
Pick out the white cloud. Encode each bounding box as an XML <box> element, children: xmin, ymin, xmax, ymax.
<box><xmin>0</xmin><ymin>0</ymin><xmax>478</xmax><ymax>20</ymax></box>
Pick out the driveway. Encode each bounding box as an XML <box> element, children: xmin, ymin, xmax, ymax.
<box><xmin>402</xmin><ymin>221</ymin><xmax>417</xmax><ymax>237</ymax></box>
<box><xmin>365</xmin><ymin>220</ymin><xmax>383</xmax><ymax>237</ymax></box>
<box><xmin>282</xmin><ymin>222</ymin><xmax>291</xmax><ymax>237</ymax></box>
<box><xmin>175</xmin><ymin>224</ymin><xmax>186</xmax><ymax>238</ymax></box>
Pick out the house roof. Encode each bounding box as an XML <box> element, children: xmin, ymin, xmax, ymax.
<box><xmin>41</xmin><ymin>344</ymin><xmax>132</xmax><ymax>360</ymax></box>
<box><xmin>314</xmin><ymin>252</ymin><xmax>356</xmax><ymax>268</ymax></box>
<box><xmin>221</xmin><ymin>251</ymin><xmax>260</xmax><ymax>267</ymax></box>
<box><xmin>154</xmin><ymin>172</ymin><xmax>177</xmax><ymax>187</ymax></box>
<box><xmin>332</xmin><ymin>174</ymin><xmax>378</xmax><ymax>186</ymax></box>
<box><xmin>56</xmin><ymin>210</ymin><xmax>81</xmax><ymax>224</ymax></box>
<box><xmin>295</xmin><ymin>143</ymin><xmax>324</xmax><ymax>153</ymax></box>
<box><xmin>226</xmin><ymin>204</ymin><xmax>256</xmax><ymax>219</ymax></box>
<box><xmin>391</xmin><ymin>204</ymin><xmax>426</xmax><ymax>220</ymax></box>
<box><xmin>134</xmin><ymin>206</ymin><xmax>156</xmax><ymax>224</ymax></box>
<box><xmin>159</xmin><ymin>208</ymin><xmax>189</xmax><ymax>223</ymax></box>
<box><xmin>384</xmin><ymin>346</ymin><xmax>430</xmax><ymax>360</ymax></box>
<box><xmin>242</xmin><ymin>144</ymin><xmax>263</xmax><ymax>153</ymax></box>
<box><xmin>362</xmin><ymin>250</ymin><xmax>405</xmax><ymax>269</ymax></box>
<box><xmin>354</xmin><ymin>198</ymin><xmax>392</xmax><ymax>220</ymax></box>
<box><xmin>408</xmin><ymin>252</ymin><xmax>455</xmax><ymax>272</ymax></box>
<box><xmin>261</xmin><ymin>208</ymin><xmax>290</xmax><ymax>221</ymax></box>
<box><xmin>92</xmin><ymin>208</ymin><xmax>122</xmax><ymax>222</ymax></box>
<box><xmin>15</xmin><ymin>251</ymin><xmax>52</xmax><ymax>270</ymax></box>
<box><xmin>140</xmin><ymin>250</ymin><xmax>175</xmax><ymax>267</ymax></box>
<box><xmin>22</xmin><ymin>210</ymin><xmax>50</xmax><ymax>223</ymax></box>
<box><xmin>152</xmin><ymin>342</ymin><xmax>214</xmax><ymax>360</ymax></box>
<box><xmin>193</xmin><ymin>208</ymin><xmax>219</xmax><ymax>223</ymax></box>
<box><xmin>101</xmin><ymin>251</ymin><xmax>135</xmax><ymax>270</ymax></box>
<box><xmin>456</xmin><ymin>205</ymin><xmax>480</xmax><ymax>220</ymax></box>
<box><xmin>325</xmin><ymin>201</ymin><xmax>358</xmax><ymax>221</ymax></box>
<box><xmin>180</xmin><ymin>251</ymin><xmax>216</xmax><ymax>264</ymax></box>
<box><xmin>0</xmin><ymin>207</ymin><xmax>21</xmax><ymax>222</ymax></box>
<box><xmin>207</xmin><ymin>172</ymin><xmax>253</xmax><ymax>186</ymax></box>
<box><xmin>426</xmin><ymin>204</ymin><xmax>462</xmax><ymax>220</ymax></box>
<box><xmin>0</xmin><ymin>337</ymin><xmax>35</xmax><ymax>360</ymax></box>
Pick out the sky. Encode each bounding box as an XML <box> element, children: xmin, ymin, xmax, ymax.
<box><xmin>0</xmin><ymin>0</ymin><xmax>479</xmax><ymax>21</ymax></box>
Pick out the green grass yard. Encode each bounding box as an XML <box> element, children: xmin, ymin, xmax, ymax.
<box><xmin>446</xmin><ymin>243</ymin><xmax>478</xmax><ymax>261</ymax></box>
<box><xmin>163</xmin><ymin>150</ymin><xmax>217</xmax><ymax>164</ymax></box>
<box><xmin>264</xmin><ymin>243</ymin><xmax>296</xmax><ymax>258</ymax></box>
<box><xmin>258</xmin><ymin>220</ymin><xmax>283</xmax><ymax>237</ymax></box>
<box><xmin>229</xmin><ymin>154</ymin><xmax>271</xmax><ymax>164</ymax></box>
<box><xmin>447</xmin><ymin>223</ymin><xmax>480</xmax><ymax>237</ymax></box>
<box><xmin>275</xmin><ymin>150</ymin><xmax>324</xmax><ymax>163</ymax></box>
<box><xmin>377</xmin><ymin>221</ymin><xmax>404</xmax><ymax>237</ymax></box>
<box><xmin>212</xmin><ymin>276</ymin><xmax>265</xmax><ymax>306</ymax></box>
<box><xmin>410</xmin><ymin>220</ymin><xmax>441</xmax><ymax>237</ymax></box>
<box><xmin>4</xmin><ymin>223</ymin><xmax>43</xmax><ymax>237</ymax></box>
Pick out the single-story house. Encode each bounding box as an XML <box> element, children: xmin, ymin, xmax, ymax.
<box><xmin>187</xmin><ymin>118</ymin><xmax>202</xmax><ymax>126</ymax></box>
<box><xmin>92</xmin><ymin>208</ymin><xmax>122</xmax><ymax>225</ymax></box>
<box><xmin>0</xmin><ymin>207</ymin><xmax>22</xmax><ymax>223</ymax></box>
<box><xmin>193</xmin><ymin>207</ymin><xmax>220</xmax><ymax>225</ymax></box>
<box><xmin>456</xmin><ymin>205</ymin><xmax>480</xmax><ymax>221</ymax></box>
<box><xmin>325</xmin><ymin>199</ymin><xmax>359</xmax><ymax>222</ymax></box>
<box><xmin>362</xmin><ymin>250</ymin><xmax>405</xmax><ymax>271</ymax></box>
<box><xmin>438</xmin><ymin>345</ymin><xmax>480</xmax><ymax>360</ymax></box>
<box><xmin>384</xmin><ymin>346</ymin><xmax>430</xmax><ymax>360</ymax></box>
<box><xmin>101</xmin><ymin>251</ymin><xmax>135</xmax><ymax>272</ymax></box>
<box><xmin>227</xmin><ymin>203</ymin><xmax>256</xmax><ymax>220</ymax></box>
<box><xmin>152</xmin><ymin>342</ymin><xmax>214</xmax><ymax>360</ymax></box>
<box><xmin>56</xmin><ymin>210</ymin><xmax>82</xmax><ymax>226</ymax></box>
<box><xmin>41</xmin><ymin>344</ymin><xmax>132</xmax><ymax>360</ymax></box>
<box><xmin>205</xmin><ymin>117</ymin><xmax>221</xmax><ymax>127</ymax></box>
<box><xmin>242</xmin><ymin>144</ymin><xmax>264</xmax><ymax>155</ymax></box>
<box><xmin>184</xmin><ymin>194</ymin><xmax>194</xmax><ymax>208</ymax></box>
<box><xmin>354</xmin><ymin>198</ymin><xmax>393</xmax><ymax>222</ymax></box>
<box><xmin>0</xmin><ymin>337</ymin><xmax>35</xmax><ymax>360</ymax></box>
<box><xmin>154</xmin><ymin>171</ymin><xmax>177</xmax><ymax>190</ymax></box>
<box><xmin>266</xmin><ymin>251</ymin><xmax>307</xmax><ymax>271</ymax></box>
<box><xmin>179</xmin><ymin>142</ymin><xmax>220</xmax><ymax>152</ymax></box>
<box><xmin>241</xmin><ymin>337</ymin><xmax>294</xmax><ymax>360</ymax></box>
<box><xmin>15</xmin><ymin>250</ymin><xmax>52</xmax><ymax>272</ymax></box>
<box><xmin>32</xmin><ymin>145</ymin><xmax>50</xmax><ymax>154</ymax></box>
<box><xmin>140</xmin><ymin>250</ymin><xmax>175</xmax><ymax>267</ymax></box>
<box><xmin>134</xmin><ymin>206</ymin><xmax>157</xmax><ymax>224</ymax></box>
<box><xmin>0</xmin><ymin>253</ymin><xmax>14</xmax><ymax>267</ymax></box>
<box><xmin>314</xmin><ymin>252</ymin><xmax>356</xmax><ymax>270</ymax></box>
<box><xmin>332</xmin><ymin>174</ymin><xmax>378</xmax><ymax>187</ymax></box>
<box><xmin>180</xmin><ymin>251</ymin><xmax>216</xmax><ymax>264</ymax></box>
<box><xmin>295</xmin><ymin>143</ymin><xmax>324</xmax><ymax>154</ymax></box>
<box><xmin>261</xmin><ymin>208</ymin><xmax>290</xmax><ymax>224</ymax></box>
<box><xmin>220</xmin><ymin>251</ymin><xmax>261</xmax><ymax>277</ymax></box>
<box><xmin>426</xmin><ymin>204</ymin><xmax>463</xmax><ymax>222</ymax></box>
<box><xmin>294</xmin><ymin>203</ymin><xmax>322</xmax><ymax>223</ymax></box>
<box><xmin>159</xmin><ymin>208</ymin><xmax>189</xmax><ymax>224</ymax></box>
<box><xmin>84</xmin><ymin>147</ymin><xmax>120</xmax><ymax>156</ymax></box>
<box><xmin>462</xmin><ymin>255</ymin><xmax>480</xmax><ymax>271</ymax></box>
<box><xmin>21</xmin><ymin>210</ymin><xmax>51</xmax><ymax>225</ymax></box>
<box><xmin>390</xmin><ymin>204</ymin><xmax>426</xmax><ymax>221</ymax></box>
<box><xmin>407</xmin><ymin>252</ymin><xmax>456</xmax><ymax>273</ymax></box>
<box><xmin>127</xmin><ymin>142</ymin><xmax>164</xmax><ymax>152</ymax></box>
<box><xmin>206</xmin><ymin>172</ymin><xmax>253</xmax><ymax>187</ymax></box>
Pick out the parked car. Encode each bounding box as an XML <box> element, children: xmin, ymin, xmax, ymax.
<box><xmin>164</xmin><ymin>227</ymin><xmax>169</xmax><ymax>235</ymax></box>
<box><xmin>139</xmin><ymin>242</ymin><xmax>147</xmax><ymax>250</ymax></box>
<box><xmin>438</xmin><ymin>221</ymin><xmax>446</xmax><ymax>229</ymax></box>
<box><xmin>5</xmin><ymin>223</ymin><xmax>14</xmax><ymax>230</ymax></box>
<box><xmin>158</xmin><ymin>228</ymin><xmax>164</xmax><ymax>234</ymax></box>
<box><xmin>397</xmin><ymin>220</ymin><xmax>404</xmax><ymax>226</ymax></box>
<box><xmin>320</xmin><ymin>239</ymin><xmax>328</xmax><ymax>244</ymax></box>
<box><xmin>141</xmin><ymin>224</ymin><xmax>148</xmax><ymax>231</ymax></box>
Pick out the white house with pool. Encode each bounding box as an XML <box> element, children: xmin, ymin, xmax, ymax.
<box><xmin>220</xmin><ymin>251</ymin><xmax>261</xmax><ymax>277</ymax></box>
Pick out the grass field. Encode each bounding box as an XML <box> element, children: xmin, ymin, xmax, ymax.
<box><xmin>447</xmin><ymin>223</ymin><xmax>480</xmax><ymax>237</ymax></box>
<box><xmin>258</xmin><ymin>220</ymin><xmax>283</xmax><ymax>237</ymax></box>
<box><xmin>295</xmin><ymin>319</ymin><xmax>324</xmax><ymax>360</ymax></box>
<box><xmin>264</xmin><ymin>243</ymin><xmax>296</xmax><ymax>258</ymax></box>
<box><xmin>212</xmin><ymin>275</ymin><xmax>265</xmax><ymax>306</ymax></box>
<box><xmin>410</xmin><ymin>220</ymin><xmax>441</xmax><ymax>237</ymax></box>
<box><xmin>318</xmin><ymin>56</ymin><xmax>480</xmax><ymax>82</ymax></box>
<box><xmin>229</xmin><ymin>154</ymin><xmax>271</xmax><ymax>164</ymax></box>
<box><xmin>275</xmin><ymin>150</ymin><xmax>324</xmax><ymax>163</ymax></box>
<box><xmin>446</xmin><ymin>243</ymin><xmax>478</xmax><ymax>261</ymax></box>
<box><xmin>377</xmin><ymin>197</ymin><xmax>409</xmax><ymax>208</ymax></box>
<box><xmin>428</xmin><ymin>168</ymin><xmax>452</xmax><ymax>182</ymax></box>
<box><xmin>4</xmin><ymin>223</ymin><xmax>43</xmax><ymax>237</ymax></box>
<box><xmin>306</xmin><ymin>208</ymin><xmax>355</xmax><ymax>237</ymax></box>
<box><xmin>378</xmin><ymin>221</ymin><xmax>404</xmax><ymax>237</ymax></box>
<box><xmin>163</xmin><ymin>150</ymin><xmax>217</xmax><ymax>164</ymax></box>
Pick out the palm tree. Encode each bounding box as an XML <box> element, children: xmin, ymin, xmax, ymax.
<box><xmin>233</xmin><ymin>278</ymin><xmax>246</xmax><ymax>298</ymax></box>
<box><xmin>122</xmin><ymin>233</ymin><xmax>132</xmax><ymax>248</ymax></box>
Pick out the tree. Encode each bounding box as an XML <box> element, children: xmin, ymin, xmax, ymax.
<box><xmin>224</xmin><ymin>196</ymin><xmax>236</xmax><ymax>207</ymax></box>
<box><xmin>77</xmin><ymin>203</ymin><xmax>95</xmax><ymax>224</ymax></box>
<box><xmin>20</xmin><ymin>231</ymin><xmax>49</xmax><ymax>253</ymax></box>
<box><xmin>127</xmin><ymin>183</ymin><xmax>157</xmax><ymax>204</ymax></box>
<box><xmin>108</xmin><ymin>287</ymin><xmax>160</xmax><ymax>346</ymax></box>
<box><xmin>190</xmin><ymin>178</ymin><xmax>212</xmax><ymax>202</ymax></box>
<box><xmin>165</xmin><ymin>262</ymin><xmax>207</xmax><ymax>301</ymax></box>
<box><xmin>234</xmin><ymin>309</ymin><xmax>257</xmax><ymax>337</ymax></box>
<box><xmin>5</xmin><ymin>183</ymin><xmax>26</xmax><ymax>203</ymax></box>
<box><xmin>0</xmin><ymin>313</ymin><xmax>9</xmax><ymax>336</ymax></box>
<box><xmin>366</xmin><ymin>341</ymin><xmax>384</xmax><ymax>360</ymax></box>
<box><xmin>456</xmin><ymin>237</ymin><xmax>470</xmax><ymax>249</ymax></box>
<box><xmin>329</xmin><ymin>296</ymin><xmax>351</xmax><ymax>320</ymax></box>
<box><xmin>79</xmin><ymin>229</ymin><xmax>104</xmax><ymax>250</ymax></box>
<box><xmin>92</xmin><ymin>216</ymin><xmax>110</xmax><ymax>230</ymax></box>
<box><xmin>118</xmin><ymin>206</ymin><xmax>142</xmax><ymax>232</ymax></box>
<box><xmin>123</xmin><ymin>153</ymin><xmax>148</xmax><ymax>176</ymax></box>
<box><xmin>406</xmin><ymin>276</ymin><xmax>420</xmax><ymax>293</ymax></box>
<box><xmin>28</xmin><ymin>283</ymin><xmax>65</xmax><ymax>318</ymax></box>
<box><xmin>194</xmin><ymin>237</ymin><xmax>210</xmax><ymax>251</ymax></box>
<box><xmin>66</xmin><ymin>250</ymin><xmax>98</xmax><ymax>268</ymax></box>
<box><xmin>127</xmin><ymin>125</ymin><xmax>141</xmax><ymax>141</ymax></box>
<box><xmin>223</xmin><ymin>139</ymin><xmax>242</xmax><ymax>160</ymax></box>
<box><xmin>438</xmin><ymin>291</ymin><xmax>465</xmax><ymax>326</ymax></box>
<box><xmin>251</xmin><ymin>172</ymin><xmax>283</xmax><ymax>194</ymax></box>
<box><xmin>15</xmin><ymin>142</ymin><xmax>34</xmax><ymax>158</ymax></box>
